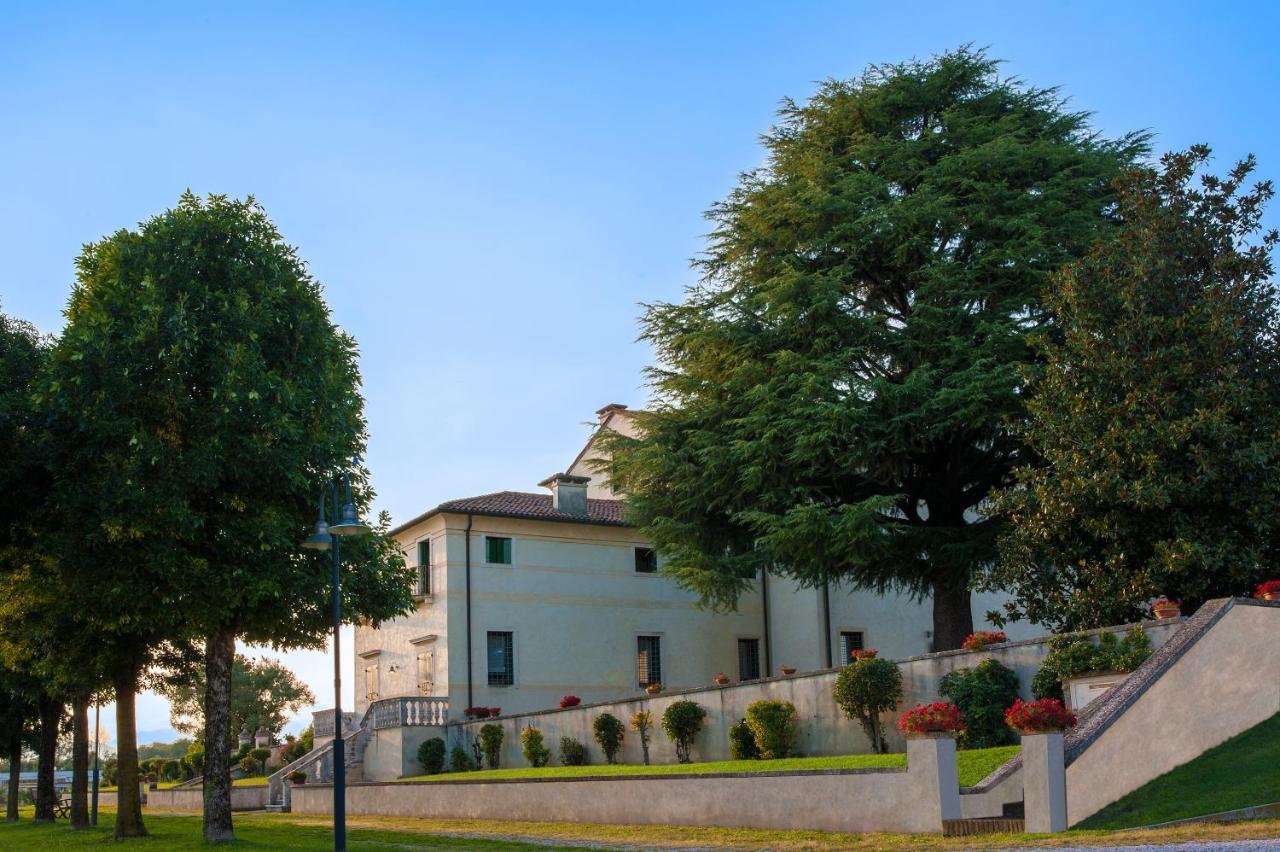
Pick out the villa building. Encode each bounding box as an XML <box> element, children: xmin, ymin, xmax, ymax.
<box><xmin>353</xmin><ymin>404</ymin><xmax>1039</xmax><ymax>720</ymax></box>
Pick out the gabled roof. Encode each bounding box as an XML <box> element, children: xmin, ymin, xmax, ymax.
<box><xmin>390</xmin><ymin>490</ymin><xmax>628</xmax><ymax>536</ymax></box>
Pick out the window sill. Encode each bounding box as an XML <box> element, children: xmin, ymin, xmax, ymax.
<box><xmin>413</xmin><ymin>593</ymin><xmax>434</xmax><ymax>604</ymax></box>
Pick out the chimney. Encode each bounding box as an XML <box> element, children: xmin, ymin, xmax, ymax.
<box><xmin>595</xmin><ymin>403</ymin><xmax>628</xmax><ymax>423</ymax></box>
<box><xmin>540</xmin><ymin>472</ymin><xmax>590</xmax><ymax>515</ymax></box>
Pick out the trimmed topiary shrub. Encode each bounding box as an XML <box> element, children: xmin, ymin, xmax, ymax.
<box><xmin>238</xmin><ymin>755</ymin><xmax>261</xmax><ymax>776</ymax></box>
<box><xmin>592</xmin><ymin>713</ymin><xmax>625</xmax><ymax>764</ymax></box>
<box><xmin>520</xmin><ymin>727</ymin><xmax>550</xmax><ymax>767</ymax></box>
<box><xmin>559</xmin><ymin>737</ymin><xmax>588</xmax><ymax>766</ymax></box>
<box><xmin>728</xmin><ymin>718</ymin><xmax>759</xmax><ymax>760</ymax></box>
<box><xmin>449</xmin><ymin>744</ymin><xmax>474</xmax><ymax>772</ymax></box>
<box><xmin>744</xmin><ymin>700</ymin><xmax>798</xmax><ymax>759</ymax></box>
<box><xmin>940</xmin><ymin>658</ymin><xmax>1021</xmax><ymax>749</ymax></box>
<box><xmin>477</xmin><ymin>723</ymin><xmax>504</xmax><ymax>769</ymax></box>
<box><xmin>661</xmin><ymin>700</ymin><xmax>707</xmax><ymax>764</ymax></box>
<box><xmin>417</xmin><ymin>737</ymin><xmax>446</xmax><ymax>775</ymax></box>
<box><xmin>833</xmin><ymin>656</ymin><xmax>903</xmax><ymax>754</ymax></box>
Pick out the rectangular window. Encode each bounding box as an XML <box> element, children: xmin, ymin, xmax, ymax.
<box><xmin>737</xmin><ymin>638</ymin><xmax>760</xmax><ymax>681</ymax></box>
<box><xmin>416</xmin><ymin>540</ymin><xmax>431</xmax><ymax>596</ymax></box>
<box><xmin>839</xmin><ymin>631</ymin><xmax>865</xmax><ymax>665</ymax></box>
<box><xmin>485</xmin><ymin>536</ymin><xmax>512</xmax><ymax>565</ymax></box>
<box><xmin>487</xmin><ymin>631</ymin><xmax>514</xmax><ymax>686</ymax></box>
<box><xmin>416</xmin><ymin>651</ymin><xmax>435</xmax><ymax>695</ymax></box>
<box><xmin>636</xmin><ymin>635</ymin><xmax>662</xmax><ymax>688</ymax></box>
<box><xmin>363</xmin><ymin>664</ymin><xmax>379</xmax><ymax>701</ymax></box>
<box><xmin>634</xmin><ymin>547</ymin><xmax>657</xmax><ymax>573</ymax></box>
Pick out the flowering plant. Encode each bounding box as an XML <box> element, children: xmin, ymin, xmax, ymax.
<box><xmin>1254</xmin><ymin>580</ymin><xmax>1280</xmax><ymax>600</ymax></box>
<box><xmin>961</xmin><ymin>630</ymin><xmax>1007</xmax><ymax>651</ymax></box>
<box><xmin>897</xmin><ymin>702</ymin><xmax>965</xmax><ymax>736</ymax></box>
<box><xmin>487</xmin><ymin>707</ymin><xmax>502</xmax><ymax>718</ymax></box>
<box><xmin>1152</xmin><ymin>597</ymin><xmax>1179</xmax><ymax>608</ymax></box>
<box><xmin>463</xmin><ymin>706</ymin><xmax>487</xmax><ymax>720</ymax></box>
<box><xmin>1005</xmin><ymin>698</ymin><xmax>1076</xmax><ymax>733</ymax></box>
<box><xmin>851</xmin><ymin>648</ymin><xmax>878</xmax><ymax>661</ymax></box>
<box><xmin>559</xmin><ymin>695</ymin><xmax>581</xmax><ymax>709</ymax></box>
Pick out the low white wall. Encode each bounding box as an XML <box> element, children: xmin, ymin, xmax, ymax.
<box><xmin>444</xmin><ymin>620</ymin><xmax>1181</xmax><ymax>769</ymax></box>
<box><xmin>293</xmin><ymin>735</ymin><xmax>958</xmax><ymax>834</ymax></box>
<box><xmin>146</xmin><ymin>785</ymin><xmax>269</xmax><ymax>811</ymax></box>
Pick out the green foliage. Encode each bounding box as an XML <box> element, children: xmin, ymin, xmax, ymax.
<box><xmin>603</xmin><ymin>48</ymin><xmax>1147</xmax><ymax>650</ymax></box>
<box><xmin>833</xmin><ymin>657</ymin><xmax>903</xmax><ymax>754</ymax></box>
<box><xmin>744</xmin><ymin>700</ymin><xmax>798</xmax><ymax>759</ymax></box>
<box><xmin>237</xmin><ymin>755</ymin><xmax>261</xmax><ymax>776</ymax></box>
<box><xmin>157</xmin><ymin>654</ymin><xmax>314</xmax><ymax>747</ymax></box>
<box><xmin>939</xmin><ymin>659</ymin><xmax>1020</xmax><ymax>749</ymax></box>
<box><xmin>1033</xmin><ymin>628</ymin><xmax>1153</xmax><ymax>701</ymax></box>
<box><xmin>728</xmin><ymin>718</ymin><xmax>760</xmax><ymax>760</ymax></box>
<box><xmin>279</xmin><ymin>726</ymin><xmax>312</xmax><ymax>765</ymax></box>
<box><xmin>233</xmin><ymin>742</ymin><xmax>256</xmax><ymax>764</ymax></box>
<box><xmin>629</xmin><ymin>710</ymin><xmax>653</xmax><ymax>765</ymax></box>
<box><xmin>591</xmin><ymin>713</ymin><xmax>625</xmax><ymax>764</ymax></box>
<box><xmin>185</xmin><ymin>742</ymin><xmax>205</xmax><ymax>775</ymax></box>
<box><xmin>417</xmin><ymin>737</ymin><xmax>446</xmax><ymax>775</ymax></box>
<box><xmin>448</xmin><ymin>744</ymin><xmax>473</xmax><ymax>773</ymax></box>
<box><xmin>558</xmin><ymin>737</ymin><xmax>588</xmax><ymax>766</ymax></box>
<box><xmin>660</xmin><ymin>701</ymin><xmax>707</xmax><ymax>764</ymax></box>
<box><xmin>519</xmin><ymin>727</ymin><xmax>550</xmax><ymax>768</ymax></box>
<box><xmin>250</xmin><ymin>748</ymin><xmax>271</xmax><ymax>765</ymax></box>
<box><xmin>477</xmin><ymin>723</ymin><xmax>503</xmax><ymax>769</ymax></box>
<box><xmin>137</xmin><ymin>739</ymin><xmax>194</xmax><ymax>761</ymax></box>
<box><xmin>989</xmin><ymin>148</ymin><xmax>1280</xmax><ymax>630</ymax></box>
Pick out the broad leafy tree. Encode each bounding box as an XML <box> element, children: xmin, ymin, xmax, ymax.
<box><xmin>988</xmin><ymin>147</ymin><xmax>1279</xmax><ymax>630</ymax></box>
<box><xmin>158</xmin><ymin>654</ymin><xmax>314</xmax><ymax>744</ymax></box>
<box><xmin>46</xmin><ymin>193</ymin><xmax>413</xmax><ymax>840</ymax></box>
<box><xmin>606</xmin><ymin>48</ymin><xmax>1147</xmax><ymax>648</ymax></box>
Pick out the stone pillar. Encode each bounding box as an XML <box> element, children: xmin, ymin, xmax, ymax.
<box><xmin>1022</xmin><ymin>731</ymin><xmax>1067</xmax><ymax>833</ymax></box>
<box><xmin>906</xmin><ymin>733</ymin><xmax>961</xmax><ymax>831</ymax></box>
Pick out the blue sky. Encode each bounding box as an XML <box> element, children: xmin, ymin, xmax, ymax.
<box><xmin>2</xmin><ymin>2</ymin><xmax>1277</xmax><ymax>743</ymax></box>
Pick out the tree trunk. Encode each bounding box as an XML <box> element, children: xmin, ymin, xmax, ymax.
<box><xmin>6</xmin><ymin>735</ymin><xmax>20</xmax><ymax>822</ymax></box>
<box><xmin>70</xmin><ymin>695</ymin><xmax>89</xmax><ymax>829</ymax></box>
<box><xmin>931</xmin><ymin>576</ymin><xmax>974</xmax><ymax>652</ymax></box>
<box><xmin>202</xmin><ymin>627</ymin><xmax>236</xmax><ymax>842</ymax></box>
<box><xmin>112</xmin><ymin>665</ymin><xmax>147</xmax><ymax>838</ymax></box>
<box><xmin>34</xmin><ymin>692</ymin><xmax>62</xmax><ymax>822</ymax></box>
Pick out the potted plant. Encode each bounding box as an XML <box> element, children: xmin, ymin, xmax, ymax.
<box><xmin>713</xmin><ymin>673</ymin><xmax>730</xmax><ymax>686</ymax></box>
<box><xmin>645</xmin><ymin>682</ymin><xmax>663</xmax><ymax>695</ymax></box>
<box><xmin>896</xmin><ymin>702</ymin><xmax>965</xmax><ymax>738</ymax></box>
<box><xmin>961</xmin><ymin>630</ymin><xmax>1008</xmax><ymax>651</ymax></box>
<box><xmin>1254</xmin><ymin>580</ymin><xmax>1280</xmax><ymax>602</ymax></box>
<box><xmin>559</xmin><ymin>695</ymin><xmax>581</xmax><ymax>709</ymax></box>
<box><xmin>487</xmin><ymin>707</ymin><xmax>502</xmax><ymax>718</ymax></box>
<box><xmin>1004</xmin><ymin>698</ymin><xmax>1077</xmax><ymax>735</ymax></box>
<box><xmin>779</xmin><ymin>665</ymin><xmax>797</xmax><ymax>677</ymax></box>
<box><xmin>1152</xmin><ymin>597</ymin><xmax>1181</xmax><ymax>620</ymax></box>
<box><xmin>851</xmin><ymin>648</ymin><xmax>878</xmax><ymax>661</ymax></box>
<box><xmin>288</xmin><ymin>770</ymin><xmax>307</xmax><ymax>785</ymax></box>
<box><xmin>464</xmin><ymin>706</ymin><xmax>486</xmax><ymax>720</ymax></box>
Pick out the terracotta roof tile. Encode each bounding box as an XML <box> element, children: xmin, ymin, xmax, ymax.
<box><xmin>392</xmin><ymin>491</ymin><xmax>627</xmax><ymax>535</ymax></box>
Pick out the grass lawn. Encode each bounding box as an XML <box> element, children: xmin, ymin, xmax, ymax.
<box><xmin>97</xmin><ymin>776</ymin><xmax>269</xmax><ymax>791</ymax></box>
<box><xmin>1080</xmin><ymin>711</ymin><xmax>1280</xmax><ymax>829</ymax></box>
<box><xmin>397</xmin><ymin>744</ymin><xmax>1018</xmax><ymax>788</ymax></box>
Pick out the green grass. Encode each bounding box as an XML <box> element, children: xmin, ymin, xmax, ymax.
<box><xmin>1080</xmin><ymin>711</ymin><xmax>1280</xmax><ymax>829</ymax></box>
<box><xmin>97</xmin><ymin>776</ymin><xmax>268</xmax><ymax>791</ymax></box>
<box><xmin>397</xmin><ymin>744</ymin><xmax>1019</xmax><ymax>788</ymax></box>
<box><xmin>0</xmin><ymin>808</ymin><xmax>561</xmax><ymax>850</ymax></box>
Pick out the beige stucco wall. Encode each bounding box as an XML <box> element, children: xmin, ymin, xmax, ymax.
<box><xmin>145</xmin><ymin>785</ymin><xmax>268</xmax><ymax>811</ymax></box>
<box><xmin>1066</xmin><ymin>602</ymin><xmax>1280</xmax><ymax>825</ymax></box>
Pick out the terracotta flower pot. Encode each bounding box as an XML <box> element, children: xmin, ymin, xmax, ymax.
<box><xmin>645</xmin><ymin>683</ymin><xmax>663</xmax><ymax>695</ymax></box>
<box><xmin>1263</xmin><ymin>592</ymin><xmax>1278</xmax><ymax>602</ymax></box>
<box><xmin>488</xmin><ymin>708</ymin><xmax>501</xmax><ymax>718</ymax></box>
<box><xmin>1153</xmin><ymin>603</ymin><xmax>1181</xmax><ymax>620</ymax></box>
<box><xmin>713</xmin><ymin>674</ymin><xmax>730</xmax><ymax>686</ymax></box>
<box><xmin>780</xmin><ymin>665</ymin><xmax>797</xmax><ymax>677</ymax></box>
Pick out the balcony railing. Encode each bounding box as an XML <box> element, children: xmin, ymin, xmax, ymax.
<box><xmin>368</xmin><ymin>696</ymin><xmax>449</xmax><ymax>729</ymax></box>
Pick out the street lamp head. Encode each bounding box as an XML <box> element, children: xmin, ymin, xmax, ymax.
<box><xmin>329</xmin><ymin>500</ymin><xmax>370</xmax><ymax>536</ymax></box>
<box><xmin>302</xmin><ymin>495</ymin><xmax>333</xmax><ymax>551</ymax></box>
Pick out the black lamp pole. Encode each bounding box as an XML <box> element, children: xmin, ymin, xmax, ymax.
<box><xmin>90</xmin><ymin>700</ymin><xmax>100</xmax><ymax>827</ymax></box>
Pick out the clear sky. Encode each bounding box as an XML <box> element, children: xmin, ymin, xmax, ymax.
<box><xmin>3</xmin><ymin>1</ymin><xmax>1277</xmax><ymax>744</ymax></box>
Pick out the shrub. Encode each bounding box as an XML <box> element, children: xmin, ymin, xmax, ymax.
<box><xmin>250</xmin><ymin>747</ymin><xmax>272</xmax><ymax>766</ymax></box>
<box><xmin>520</xmin><ymin>727</ymin><xmax>550</xmax><ymax>768</ymax></box>
<box><xmin>629</xmin><ymin>710</ymin><xmax>653</xmax><ymax>765</ymax></box>
<box><xmin>1005</xmin><ymin>698</ymin><xmax>1077</xmax><ymax>733</ymax></box>
<box><xmin>744</xmin><ymin>700</ymin><xmax>798</xmax><ymax>759</ymax></box>
<box><xmin>592</xmin><ymin>713</ymin><xmax>625</xmax><ymax>764</ymax></box>
<box><xmin>833</xmin><ymin>656</ymin><xmax>903</xmax><ymax>754</ymax></box>
<box><xmin>238</xmin><ymin>755</ymin><xmax>262</xmax><ymax>776</ymax></box>
<box><xmin>186</xmin><ymin>743</ymin><xmax>205</xmax><ymax>775</ymax></box>
<box><xmin>288</xmin><ymin>770</ymin><xmax>307</xmax><ymax>783</ymax></box>
<box><xmin>417</xmin><ymin>737</ymin><xmax>446</xmax><ymax>775</ymax></box>
<box><xmin>661</xmin><ymin>701</ymin><xmax>706</xmax><ymax>763</ymax></box>
<box><xmin>559</xmin><ymin>737</ymin><xmax>588</xmax><ymax>766</ymax></box>
<box><xmin>728</xmin><ymin>718</ymin><xmax>759</xmax><ymax>760</ymax></box>
<box><xmin>559</xmin><ymin>695</ymin><xmax>581</xmax><ymax>709</ymax></box>
<box><xmin>1032</xmin><ymin>627</ymin><xmax>1152</xmax><ymax>701</ymax></box>
<box><xmin>449</xmin><ymin>744</ymin><xmax>474</xmax><ymax>772</ymax></box>
<box><xmin>477</xmin><ymin>723</ymin><xmax>504</xmax><ymax>769</ymax></box>
<box><xmin>961</xmin><ymin>630</ymin><xmax>1008</xmax><ymax>651</ymax></box>
<box><xmin>897</xmin><ymin>702</ymin><xmax>965</xmax><ymax>736</ymax></box>
<box><xmin>163</xmin><ymin>760</ymin><xmax>184</xmax><ymax>781</ymax></box>
<box><xmin>939</xmin><ymin>659</ymin><xmax>1021</xmax><ymax>749</ymax></box>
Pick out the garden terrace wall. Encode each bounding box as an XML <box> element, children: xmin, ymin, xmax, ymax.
<box><xmin>447</xmin><ymin>619</ymin><xmax>1182</xmax><ymax>768</ymax></box>
<box><xmin>146</xmin><ymin>785</ymin><xmax>269</xmax><ymax>811</ymax></box>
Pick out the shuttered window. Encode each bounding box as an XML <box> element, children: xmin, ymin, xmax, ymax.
<box><xmin>416</xmin><ymin>540</ymin><xmax>431</xmax><ymax>596</ymax></box>
<box><xmin>839</xmin><ymin>631</ymin><xmax>865</xmax><ymax>664</ymax></box>
<box><xmin>416</xmin><ymin>651</ymin><xmax>435</xmax><ymax>695</ymax></box>
<box><xmin>363</xmin><ymin>664</ymin><xmax>379</xmax><ymax>700</ymax></box>
<box><xmin>487</xmin><ymin>631</ymin><xmax>514</xmax><ymax>686</ymax></box>
<box><xmin>636</xmin><ymin>635</ymin><xmax>661</xmax><ymax>688</ymax></box>
<box><xmin>485</xmin><ymin>536</ymin><xmax>512</xmax><ymax>565</ymax></box>
<box><xmin>737</xmin><ymin>638</ymin><xmax>760</xmax><ymax>681</ymax></box>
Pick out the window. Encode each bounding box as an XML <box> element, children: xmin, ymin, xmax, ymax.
<box><xmin>839</xmin><ymin>631</ymin><xmax>865</xmax><ymax>664</ymax></box>
<box><xmin>636</xmin><ymin>635</ymin><xmax>662</xmax><ymax>688</ymax></box>
<box><xmin>416</xmin><ymin>540</ymin><xmax>431</xmax><ymax>596</ymax></box>
<box><xmin>485</xmin><ymin>536</ymin><xmax>512</xmax><ymax>565</ymax></box>
<box><xmin>634</xmin><ymin>547</ymin><xmax>657</xmax><ymax>573</ymax></box>
<box><xmin>363</xmin><ymin>664</ymin><xmax>379</xmax><ymax>701</ymax></box>
<box><xmin>737</xmin><ymin>638</ymin><xmax>760</xmax><ymax>681</ymax></box>
<box><xmin>416</xmin><ymin>650</ymin><xmax>435</xmax><ymax>695</ymax></box>
<box><xmin>487</xmin><ymin>631</ymin><xmax>514</xmax><ymax>686</ymax></box>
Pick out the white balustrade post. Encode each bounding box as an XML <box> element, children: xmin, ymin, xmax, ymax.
<box><xmin>1022</xmin><ymin>731</ymin><xmax>1067</xmax><ymax>833</ymax></box>
<box><xmin>905</xmin><ymin>733</ymin><xmax>960</xmax><ymax>832</ymax></box>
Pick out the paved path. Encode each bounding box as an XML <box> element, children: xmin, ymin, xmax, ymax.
<box><xmin>1019</xmin><ymin>840</ymin><xmax>1280</xmax><ymax>851</ymax></box>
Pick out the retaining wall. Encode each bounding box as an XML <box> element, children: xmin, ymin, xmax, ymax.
<box><xmin>146</xmin><ymin>785</ymin><xmax>269</xmax><ymax>811</ymax></box>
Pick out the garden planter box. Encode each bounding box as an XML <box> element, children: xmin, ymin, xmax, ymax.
<box><xmin>1064</xmin><ymin>671</ymin><xmax>1126</xmax><ymax>712</ymax></box>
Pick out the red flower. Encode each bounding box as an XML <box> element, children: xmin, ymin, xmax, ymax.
<box><xmin>1254</xmin><ymin>580</ymin><xmax>1280</xmax><ymax>599</ymax></box>
<box><xmin>1005</xmin><ymin>698</ymin><xmax>1076</xmax><ymax>734</ymax></box>
<box><xmin>1152</xmin><ymin>597</ymin><xmax>1179</xmax><ymax>608</ymax></box>
<box><xmin>897</xmin><ymin>702</ymin><xmax>965</xmax><ymax>735</ymax></box>
<box><xmin>559</xmin><ymin>695</ymin><xmax>581</xmax><ymax>709</ymax></box>
<box><xmin>852</xmin><ymin>648</ymin><xmax>878</xmax><ymax>661</ymax></box>
<box><xmin>961</xmin><ymin>630</ymin><xmax>1008</xmax><ymax>651</ymax></box>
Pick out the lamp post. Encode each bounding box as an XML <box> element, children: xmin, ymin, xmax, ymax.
<box><xmin>91</xmin><ymin>700</ymin><xmax>100</xmax><ymax>827</ymax></box>
<box><xmin>302</xmin><ymin>472</ymin><xmax>370</xmax><ymax>852</ymax></box>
